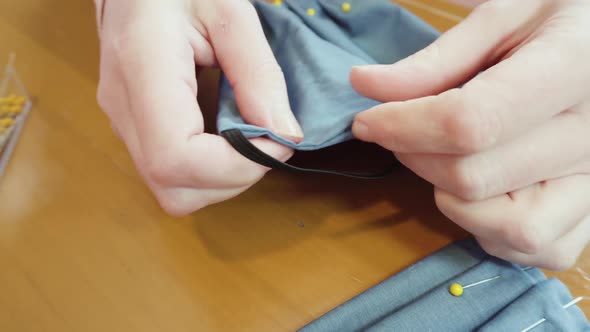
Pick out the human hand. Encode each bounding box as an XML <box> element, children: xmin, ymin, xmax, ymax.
<box><xmin>94</xmin><ymin>0</ymin><xmax>303</xmax><ymax>216</ymax></box>
<box><xmin>350</xmin><ymin>0</ymin><xmax>590</xmax><ymax>270</ymax></box>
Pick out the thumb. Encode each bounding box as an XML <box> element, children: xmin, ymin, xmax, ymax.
<box><xmin>204</xmin><ymin>1</ymin><xmax>303</xmax><ymax>143</ymax></box>
<box><xmin>349</xmin><ymin>1</ymin><xmax>546</xmax><ymax>102</ymax></box>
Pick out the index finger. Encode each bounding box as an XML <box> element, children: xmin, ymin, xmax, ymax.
<box><xmin>200</xmin><ymin>0</ymin><xmax>303</xmax><ymax>142</ymax></box>
<box><xmin>352</xmin><ymin>2</ymin><xmax>590</xmax><ymax>154</ymax></box>
<box><xmin>113</xmin><ymin>6</ymin><xmax>292</xmax><ymax>188</ymax></box>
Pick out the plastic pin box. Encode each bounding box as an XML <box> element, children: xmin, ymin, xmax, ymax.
<box><xmin>0</xmin><ymin>56</ymin><xmax>32</xmax><ymax>177</ymax></box>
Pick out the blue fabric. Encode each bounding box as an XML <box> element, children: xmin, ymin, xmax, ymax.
<box><xmin>216</xmin><ymin>0</ymin><xmax>440</xmax><ymax>150</ymax></box>
<box><xmin>478</xmin><ymin>279</ymin><xmax>590</xmax><ymax>332</ymax></box>
<box><xmin>298</xmin><ymin>238</ymin><xmax>590</xmax><ymax>332</ymax></box>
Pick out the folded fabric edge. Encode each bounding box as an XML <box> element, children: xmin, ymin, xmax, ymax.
<box><xmin>361</xmin><ymin>250</ymin><xmax>547</xmax><ymax>331</ymax></box>
<box><xmin>219</xmin><ymin>124</ymin><xmax>354</xmax><ymax>151</ymax></box>
<box><xmin>297</xmin><ymin>238</ymin><xmax>490</xmax><ymax>331</ymax></box>
<box><xmin>475</xmin><ymin>277</ymin><xmax>590</xmax><ymax>331</ymax></box>
<box><xmin>220</xmin><ymin>128</ymin><xmax>399</xmax><ymax>179</ymax></box>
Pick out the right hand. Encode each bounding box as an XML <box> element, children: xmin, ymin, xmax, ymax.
<box><xmin>95</xmin><ymin>0</ymin><xmax>303</xmax><ymax>216</ymax></box>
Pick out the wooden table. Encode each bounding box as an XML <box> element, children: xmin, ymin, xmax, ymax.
<box><xmin>0</xmin><ymin>1</ymin><xmax>587</xmax><ymax>331</ymax></box>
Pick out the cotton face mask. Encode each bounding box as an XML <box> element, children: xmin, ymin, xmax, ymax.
<box><xmin>217</xmin><ymin>0</ymin><xmax>440</xmax><ymax>178</ymax></box>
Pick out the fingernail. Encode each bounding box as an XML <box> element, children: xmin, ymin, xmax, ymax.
<box><xmin>351</xmin><ymin>65</ymin><xmax>372</xmax><ymax>75</ymax></box>
<box><xmin>272</xmin><ymin>111</ymin><xmax>304</xmax><ymax>143</ymax></box>
<box><xmin>352</xmin><ymin>64</ymin><xmax>388</xmax><ymax>73</ymax></box>
<box><xmin>352</xmin><ymin>120</ymin><xmax>369</xmax><ymax>140</ymax></box>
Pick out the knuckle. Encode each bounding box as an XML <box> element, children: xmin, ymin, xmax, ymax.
<box><xmin>541</xmin><ymin>250</ymin><xmax>578</xmax><ymax>271</ymax></box>
<box><xmin>155</xmin><ymin>190</ymin><xmax>204</xmax><ymax>217</ymax></box>
<box><xmin>442</xmin><ymin>89</ymin><xmax>503</xmax><ymax>153</ymax></box>
<box><xmin>433</xmin><ymin>192</ymin><xmax>464</xmax><ymax>229</ymax></box>
<box><xmin>450</xmin><ymin>159</ymin><xmax>488</xmax><ymax>200</ymax></box>
<box><xmin>434</xmin><ymin>189</ymin><xmax>447</xmax><ymax>212</ymax></box>
<box><xmin>477</xmin><ymin>240</ymin><xmax>503</xmax><ymax>259</ymax></box>
<box><xmin>433</xmin><ymin>188</ymin><xmax>459</xmax><ymax>222</ymax></box>
<box><xmin>144</xmin><ymin>152</ymin><xmax>185</xmax><ymax>186</ymax></box>
<box><xmin>433</xmin><ymin>188</ymin><xmax>448</xmax><ymax>212</ymax></box>
<box><xmin>501</xmin><ymin>216</ymin><xmax>545</xmax><ymax>255</ymax></box>
<box><xmin>158</xmin><ymin>197</ymin><xmax>190</xmax><ymax>217</ymax></box>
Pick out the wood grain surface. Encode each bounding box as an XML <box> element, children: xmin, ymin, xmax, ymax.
<box><xmin>0</xmin><ymin>1</ymin><xmax>587</xmax><ymax>331</ymax></box>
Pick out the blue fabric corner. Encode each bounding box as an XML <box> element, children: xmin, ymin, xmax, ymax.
<box><xmin>298</xmin><ymin>238</ymin><xmax>590</xmax><ymax>332</ymax></box>
<box><xmin>216</xmin><ymin>0</ymin><xmax>440</xmax><ymax>150</ymax></box>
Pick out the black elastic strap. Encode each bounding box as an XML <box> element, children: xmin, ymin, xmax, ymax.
<box><xmin>221</xmin><ymin>129</ymin><xmax>397</xmax><ymax>179</ymax></box>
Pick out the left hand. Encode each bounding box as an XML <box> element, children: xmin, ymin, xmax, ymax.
<box><xmin>349</xmin><ymin>0</ymin><xmax>590</xmax><ymax>270</ymax></box>
<box><xmin>94</xmin><ymin>0</ymin><xmax>303</xmax><ymax>216</ymax></box>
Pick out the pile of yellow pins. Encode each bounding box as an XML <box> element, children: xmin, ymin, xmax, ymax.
<box><xmin>0</xmin><ymin>94</ymin><xmax>25</xmax><ymax>147</ymax></box>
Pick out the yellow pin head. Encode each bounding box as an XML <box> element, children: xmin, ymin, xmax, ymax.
<box><xmin>342</xmin><ymin>2</ymin><xmax>351</xmax><ymax>12</ymax></box>
<box><xmin>10</xmin><ymin>105</ymin><xmax>22</xmax><ymax>115</ymax></box>
<box><xmin>0</xmin><ymin>118</ymin><xmax>14</xmax><ymax>128</ymax></box>
<box><xmin>307</xmin><ymin>8</ymin><xmax>316</xmax><ymax>16</ymax></box>
<box><xmin>6</xmin><ymin>94</ymin><xmax>17</xmax><ymax>104</ymax></box>
<box><xmin>14</xmin><ymin>96</ymin><xmax>26</xmax><ymax>106</ymax></box>
<box><xmin>273</xmin><ymin>0</ymin><xmax>282</xmax><ymax>5</ymax></box>
<box><xmin>449</xmin><ymin>283</ymin><xmax>464</xmax><ymax>297</ymax></box>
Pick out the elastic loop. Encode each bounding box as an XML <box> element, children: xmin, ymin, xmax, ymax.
<box><xmin>220</xmin><ymin>129</ymin><xmax>398</xmax><ymax>179</ymax></box>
